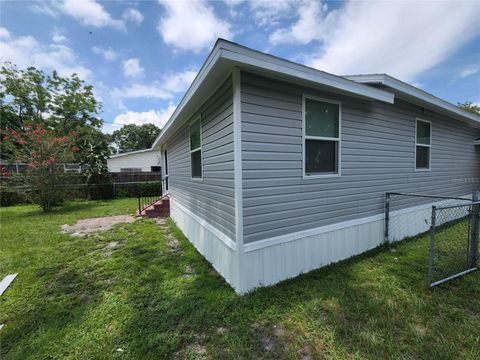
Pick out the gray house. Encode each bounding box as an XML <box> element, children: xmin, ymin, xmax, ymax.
<box><xmin>151</xmin><ymin>39</ymin><xmax>480</xmax><ymax>294</ymax></box>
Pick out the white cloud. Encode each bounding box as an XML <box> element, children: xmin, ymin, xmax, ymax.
<box><xmin>270</xmin><ymin>1</ymin><xmax>480</xmax><ymax>82</ymax></box>
<box><xmin>112</xmin><ymin>83</ymin><xmax>172</xmax><ymax>100</ymax></box>
<box><xmin>30</xmin><ymin>1</ymin><xmax>60</xmax><ymax>18</ymax></box>
<box><xmin>270</xmin><ymin>1</ymin><xmax>329</xmax><ymax>45</ymax></box>
<box><xmin>123</xmin><ymin>58</ymin><xmax>144</xmax><ymax>78</ymax></box>
<box><xmin>224</xmin><ymin>0</ymin><xmax>296</xmax><ymax>27</ymax></box>
<box><xmin>112</xmin><ymin>105</ymin><xmax>176</xmax><ymax>129</ymax></box>
<box><xmin>111</xmin><ymin>68</ymin><xmax>198</xmax><ymax>101</ymax></box>
<box><xmin>92</xmin><ymin>46</ymin><xmax>117</xmax><ymax>61</ymax></box>
<box><xmin>32</xmin><ymin>0</ymin><xmax>124</xmax><ymax>29</ymax></box>
<box><xmin>123</xmin><ymin>8</ymin><xmax>144</xmax><ymax>25</ymax></box>
<box><xmin>162</xmin><ymin>69</ymin><xmax>198</xmax><ymax>93</ymax></box>
<box><xmin>0</xmin><ymin>31</ymin><xmax>91</xmax><ymax>79</ymax></box>
<box><xmin>0</xmin><ymin>27</ymin><xmax>11</xmax><ymax>40</ymax></box>
<box><xmin>157</xmin><ymin>0</ymin><xmax>232</xmax><ymax>52</ymax></box>
<box><xmin>459</xmin><ymin>67</ymin><xmax>479</xmax><ymax>78</ymax></box>
<box><xmin>248</xmin><ymin>0</ymin><xmax>297</xmax><ymax>27</ymax></box>
<box><xmin>52</xmin><ymin>34</ymin><xmax>67</xmax><ymax>43</ymax></box>
<box><xmin>61</xmin><ymin>0</ymin><xmax>124</xmax><ymax>29</ymax></box>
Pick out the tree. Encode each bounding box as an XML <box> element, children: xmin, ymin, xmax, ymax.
<box><xmin>458</xmin><ymin>101</ymin><xmax>480</xmax><ymax>115</ymax></box>
<box><xmin>75</xmin><ymin>127</ymin><xmax>110</xmax><ymax>184</ymax></box>
<box><xmin>109</xmin><ymin>123</ymin><xmax>161</xmax><ymax>153</ymax></box>
<box><xmin>2</xmin><ymin>125</ymin><xmax>75</xmax><ymax>211</ymax></box>
<box><xmin>0</xmin><ymin>62</ymin><xmax>109</xmax><ymax>168</ymax></box>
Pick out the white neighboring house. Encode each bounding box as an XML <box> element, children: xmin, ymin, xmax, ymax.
<box><xmin>107</xmin><ymin>149</ymin><xmax>162</xmax><ymax>173</ymax></box>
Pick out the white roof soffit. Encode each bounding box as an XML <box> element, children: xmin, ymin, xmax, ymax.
<box><xmin>152</xmin><ymin>40</ymin><xmax>394</xmax><ymax>149</ymax></box>
<box><xmin>109</xmin><ymin>148</ymin><xmax>156</xmax><ymax>158</ymax></box>
<box><xmin>345</xmin><ymin>74</ymin><xmax>480</xmax><ymax>126</ymax></box>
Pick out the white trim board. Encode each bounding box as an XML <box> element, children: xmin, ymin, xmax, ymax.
<box><xmin>170</xmin><ymin>197</ymin><xmax>239</xmax><ymax>291</ymax></box>
<box><xmin>232</xmin><ymin>68</ymin><xmax>245</xmax><ymax>289</ymax></box>
<box><xmin>172</xmin><ymin>199</ymin><xmax>236</xmax><ymax>251</ymax></box>
<box><xmin>244</xmin><ymin>213</ymin><xmax>385</xmax><ymax>252</ymax></box>
<box><xmin>0</xmin><ymin>273</ymin><xmax>17</xmax><ymax>296</ymax></box>
<box><xmin>244</xmin><ymin>193</ymin><xmax>472</xmax><ymax>252</ymax></box>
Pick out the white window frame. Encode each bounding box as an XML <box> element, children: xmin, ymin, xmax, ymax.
<box><xmin>189</xmin><ymin>115</ymin><xmax>203</xmax><ymax>180</ymax></box>
<box><xmin>302</xmin><ymin>94</ymin><xmax>342</xmax><ymax>179</ymax></box>
<box><xmin>414</xmin><ymin>118</ymin><xmax>432</xmax><ymax>172</ymax></box>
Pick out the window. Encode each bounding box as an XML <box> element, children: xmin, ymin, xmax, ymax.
<box><xmin>190</xmin><ymin>118</ymin><xmax>202</xmax><ymax>178</ymax></box>
<box><xmin>150</xmin><ymin>166</ymin><xmax>161</xmax><ymax>172</ymax></box>
<box><xmin>415</xmin><ymin>119</ymin><xmax>431</xmax><ymax>170</ymax></box>
<box><xmin>303</xmin><ymin>96</ymin><xmax>341</xmax><ymax>177</ymax></box>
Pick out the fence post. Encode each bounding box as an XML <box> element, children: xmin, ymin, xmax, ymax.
<box><xmin>384</xmin><ymin>192</ymin><xmax>390</xmax><ymax>244</ymax></box>
<box><xmin>138</xmin><ymin>187</ymin><xmax>141</xmax><ymax>214</ymax></box>
<box><xmin>469</xmin><ymin>191</ymin><xmax>479</xmax><ymax>269</ymax></box>
<box><xmin>427</xmin><ymin>205</ymin><xmax>436</xmax><ymax>288</ymax></box>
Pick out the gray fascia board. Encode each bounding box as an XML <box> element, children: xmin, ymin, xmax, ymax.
<box><xmin>152</xmin><ymin>40</ymin><xmax>395</xmax><ymax>148</ymax></box>
<box><xmin>346</xmin><ymin>74</ymin><xmax>480</xmax><ymax>126</ymax></box>
<box><xmin>219</xmin><ymin>42</ymin><xmax>395</xmax><ymax>104</ymax></box>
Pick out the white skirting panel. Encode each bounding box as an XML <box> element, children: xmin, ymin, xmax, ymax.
<box><xmin>170</xmin><ymin>198</ymin><xmax>239</xmax><ymax>290</ymax></box>
<box><xmin>239</xmin><ymin>217</ymin><xmax>384</xmax><ymax>293</ymax></box>
<box><xmin>170</xmin><ymin>194</ymin><xmax>472</xmax><ymax>294</ymax></box>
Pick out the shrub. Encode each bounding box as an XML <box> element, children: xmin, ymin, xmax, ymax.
<box><xmin>2</xmin><ymin>125</ymin><xmax>75</xmax><ymax>211</ymax></box>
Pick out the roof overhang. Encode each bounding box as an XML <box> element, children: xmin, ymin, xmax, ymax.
<box><xmin>152</xmin><ymin>40</ymin><xmax>394</xmax><ymax>149</ymax></box>
<box><xmin>108</xmin><ymin>148</ymin><xmax>158</xmax><ymax>159</ymax></box>
<box><xmin>345</xmin><ymin>74</ymin><xmax>480</xmax><ymax>127</ymax></box>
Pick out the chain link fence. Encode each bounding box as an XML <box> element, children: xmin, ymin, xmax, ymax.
<box><xmin>385</xmin><ymin>192</ymin><xmax>472</xmax><ymax>243</ymax></box>
<box><xmin>385</xmin><ymin>192</ymin><xmax>479</xmax><ymax>288</ymax></box>
<box><xmin>428</xmin><ymin>201</ymin><xmax>479</xmax><ymax>287</ymax></box>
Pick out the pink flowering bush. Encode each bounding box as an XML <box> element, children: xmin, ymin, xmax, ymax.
<box><xmin>2</xmin><ymin>125</ymin><xmax>75</xmax><ymax>211</ymax></box>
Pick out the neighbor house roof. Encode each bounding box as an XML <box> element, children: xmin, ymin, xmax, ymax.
<box><xmin>109</xmin><ymin>148</ymin><xmax>157</xmax><ymax>159</ymax></box>
<box><xmin>345</xmin><ymin>74</ymin><xmax>480</xmax><ymax>126</ymax></box>
<box><xmin>152</xmin><ymin>39</ymin><xmax>394</xmax><ymax>149</ymax></box>
<box><xmin>152</xmin><ymin>39</ymin><xmax>480</xmax><ymax>149</ymax></box>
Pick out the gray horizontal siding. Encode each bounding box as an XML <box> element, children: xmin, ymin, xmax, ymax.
<box><xmin>240</xmin><ymin>71</ymin><xmax>480</xmax><ymax>243</ymax></box>
<box><xmin>167</xmin><ymin>77</ymin><xmax>236</xmax><ymax>241</ymax></box>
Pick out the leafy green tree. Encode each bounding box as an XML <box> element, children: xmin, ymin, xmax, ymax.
<box><xmin>109</xmin><ymin>123</ymin><xmax>161</xmax><ymax>153</ymax></box>
<box><xmin>0</xmin><ymin>62</ymin><xmax>109</xmax><ymax>171</ymax></box>
<box><xmin>75</xmin><ymin>127</ymin><xmax>110</xmax><ymax>184</ymax></box>
<box><xmin>458</xmin><ymin>101</ymin><xmax>480</xmax><ymax>115</ymax></box>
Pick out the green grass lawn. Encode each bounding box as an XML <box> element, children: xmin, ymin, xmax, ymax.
<box><xmin>1</xmin><ymin>199</ymin><xmax>479</xmax><ymax>359</ymax></box>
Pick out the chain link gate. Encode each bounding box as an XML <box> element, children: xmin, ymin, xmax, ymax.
<box><xmin>428</xmin><ymin>199</ymin><xmax>480</xmax><ymax>287</ymax></box>
<box><xmin>385</xmin><ymin>192</ymin><xmax>479</xmax><ymax>288</ymax></box>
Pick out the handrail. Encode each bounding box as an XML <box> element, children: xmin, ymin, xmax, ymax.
<box><xmin>137</xmin><ymin>176</ymin><xmax>164</xmax><ymax>214</ymax></box>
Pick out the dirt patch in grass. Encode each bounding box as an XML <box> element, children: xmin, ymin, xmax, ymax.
<box><xmin>156</xmin><ymin>220</ymin><xmax>182</xmax><ymax>254</ymax></box>
<box><xmin>61</xmin><ymin>215</ymin><xmax>136</xmax><ymax>236</ymax></box>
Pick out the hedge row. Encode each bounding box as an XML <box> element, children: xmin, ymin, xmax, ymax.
<box><xmin>0</xmin><ymin>181</ymin><xmax>162</xmax><ymax>207</ymax></box>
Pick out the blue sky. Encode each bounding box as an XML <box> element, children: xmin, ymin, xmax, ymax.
<box><xmin>1</xmin><ymin>0</ymin><xmax>479</xmax><ymax>133</ymax></box>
